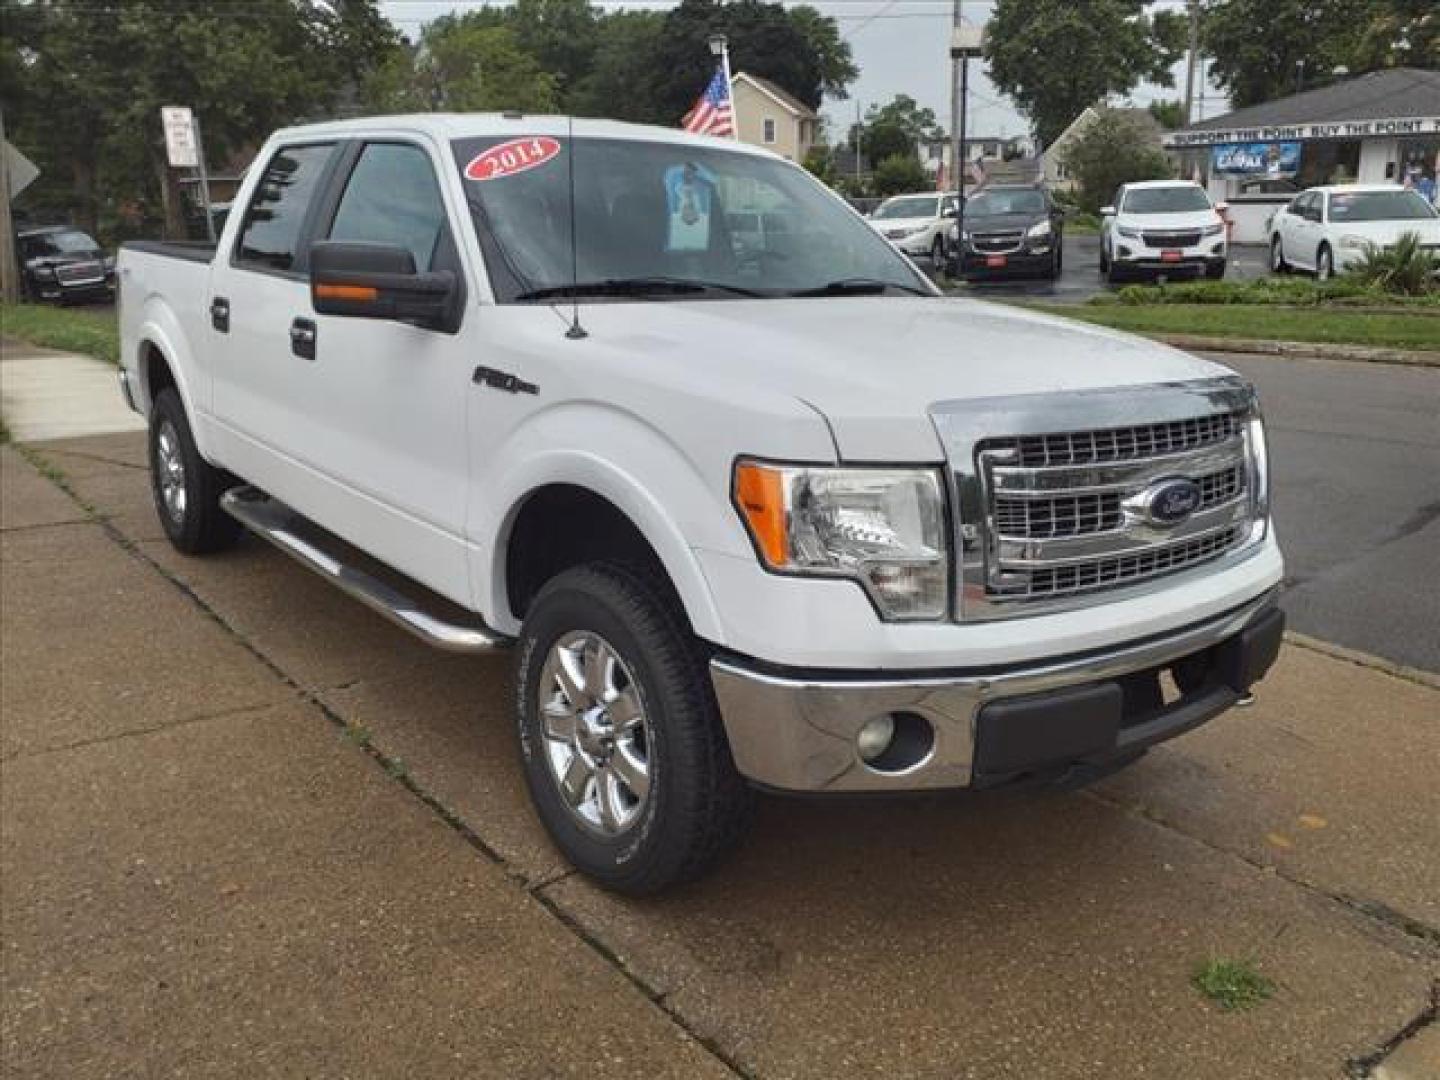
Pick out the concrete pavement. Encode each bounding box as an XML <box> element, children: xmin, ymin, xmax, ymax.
<box><xmin>4</xmin><ymin>427</ymin><xmax>1437</xmax><ymax>1078</ymax></box>
<box><xmin>0</xmin><ymin>337</ymin><xmax>144</xmax><ymax>442</ymax></box>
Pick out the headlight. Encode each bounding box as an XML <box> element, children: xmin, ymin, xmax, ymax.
<box><xmin>1117</xmin><ymin>225</ymin><xmax>1141</xmax><ymax>239</ymax></box>
<box><xmin>1339</xmin><ymin>234</ymin><xmax>1370</xmax><ymax>250</ymax></box>
<box><xmin>1026</xmin><ymin>220</ymin><xmax>1052</xmax><ymax>240</ymax></box>
<box><xmin>734</xmin><ymin>463</ymin><xmax>949</xmax><ymax>620</ymax></box>
<box><xmin>31</xmin><ymin>265</ymin><xmax>56</xmax><ymax>281</ymax></box>
<box><xmin>1203</xmin><ymin>222</ymin><xmax>1224</xmax><ymax>237</ymax></box>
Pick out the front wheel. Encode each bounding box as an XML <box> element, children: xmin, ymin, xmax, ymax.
<box><xmin>931</xmin><ymin>235</ymin><xmax>947</xmax><ymax>267</ymax></box>
<box><xmin>1270</xmin><ymin>235</ymin><xmax>1289</xmax><ymax>274</ymax></box>
<box><xmin>148</xmin><ymin>387</ymin><xmax>242</xmax><ymax>555</ymax></box>
<box><xmin>1206</xmin><ymin>261</ymin><xmax>1227</xmax><ymax>280</ymax></box>
<box><xmin>515</xmin><ymin>563</ymin><xmax>754</xmax><ymax>894</ymax></box>
<box><xmin>1316</xmin><ymin>244</ymin><xmax>1335</xmax><ymax>282</ymax></box>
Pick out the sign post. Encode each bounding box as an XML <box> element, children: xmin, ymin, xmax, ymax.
<box><xmin>161</xmin><ymin>106</ymin><xmax>215</xmax><ymax>243</ymax></box>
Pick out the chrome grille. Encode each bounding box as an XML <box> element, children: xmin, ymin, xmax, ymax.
<box><xmin>986</xmin><ymin>411</ymin><xmax>1244</xmax><ymax>468</ymax></box>
<box><xmin>971</xmin><ymin>231</ymin><xmax>1023</xmax><ymax>254</ymax></box>
<box><xmin>1015</xmin><ymin>528</ymin><xmax>1244</xmax><ymax>599</ymax></box>
<box><xmin>993</xmin><ymin>463</ymin><xmax>1244</xmax><ymax>541</ymax></box>
<box><xmin>56</xmin><ymin>261</ymin><xmax>103</xmax><ymax>284</ymax></box>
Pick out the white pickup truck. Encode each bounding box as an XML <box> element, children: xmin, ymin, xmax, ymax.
<box><xmin>118</xmin><ymin>115</ymin><xmax>1284</xmax><ymax>894</ymax></box>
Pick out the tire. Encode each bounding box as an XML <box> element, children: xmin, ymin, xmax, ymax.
<box><xmin>148</xmin><ymin>387</ymin><xmax>242</xmax><ymax>555</ymax></box>
<box><xmin>1045</xmin><ymin>247</ymin><xmax>1061</xmax><ymax>280</ymax></box>
<box><xmin>1206</xmin><ymin>261</ymin><xmax>1227</xmax><ymax>280</ymax></box>
<box><xmin>931</xmin><ymin>236</ymin><xmax>946</xmax><ymax>267</ymax></box>
<box><xmin>1316</xmin><ymin>244</ymin><xmax>1334</xmax><ymax>282</ymax></box>
<box><xmin>1106</xmin><ymin>259</ymin><xmax>1127</xmax><ymax>285</ymax></box>
<box><xmin>1270</xmin><ymin>235</ymin><xmax>1289</xmax><ymax>274</ymax></box>
<box><xmin>1099</xmin><ymin>241</ymin><xmax>1110</xmax><ymax>274</ymax></box>
<box><xmin>515</xmin><ymin>563</ymin><xmax>754</xmax><ymax>895</ymax></box>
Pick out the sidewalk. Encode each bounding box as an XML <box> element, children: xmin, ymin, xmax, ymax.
<box><xmin>3</xmin><ymin>339</ymin><xmax>1438</xmax><ymax>1078</ymax></box>
<box><xmin>0</xmin><ymin>337</ymin><xmax>143</xmax><ymax>442</ymax></box>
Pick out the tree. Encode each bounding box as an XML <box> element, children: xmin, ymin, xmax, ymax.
<box><xmin>985</xmin><ymin>0</ymin><xmax>1185</xmax><ymax>148</ymax></box>
<box><xmin>1061</xmin><ymin>110</ymin><xmax>1172</xmax><ymax>213</ymax></box>
<box><xmin>650</xmin><ymin>0</ymin><xmax>854</xmax><ymax>122</ymax></box>
<box><xmin>367</xmin><ymin>15</ymin><xmax>558</xmax><ymax>114</ymax></box>
<box><xmin>1201</xmin><ymin>0</ymin><xmax>1436</xmax><ymax>110</ymax></box>
<box><xmin>1200</xmin><ymin>0</ymin><xmax>1367</xmax><ymax>109</ymax></box>
<box><xmin>1148</xmin><ymin>100</ymin><xmax>1184</xmax><ymax>129</ymax></box>
<box><xmin>852</xmin><ymin>95</ymin><xmax>942</xmax><ymax>166</ymax></box>
<box><xmin>802</xmin><ymin>146</ymin><xmax>837</xmax><ymax>185</ymax></box>
<box><xmin>871</xmin><ymin>154</ymin><xmax>932</xmax><ymax>198</ymax></box>
<box><xmin>568</xmin><ymin>11</ymin><xmax>668</xmax><ymax>122</ymax></box>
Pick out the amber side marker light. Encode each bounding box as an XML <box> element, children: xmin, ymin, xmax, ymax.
<box><xmin>734</xmin><ymin>462</ymin><xmax>788</xmax><ymax>567</ymax></box>
<box><xmin>314</xmin><ymin>283</ymin><xmax>380</xmax><ymax>301</ymax></box>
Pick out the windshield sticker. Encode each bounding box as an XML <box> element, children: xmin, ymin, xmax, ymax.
<box><xmin>664</xmin><ymin>162</ymin><xmax>717</xmax><ymax>252</ymax></box>
<box><xmin>465</xmin><ymin>137</ymin><xmax>562</xmax><ymax>182</ymax></box>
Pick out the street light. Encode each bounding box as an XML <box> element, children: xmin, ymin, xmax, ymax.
<box><xmin>707</xmin><ymin>33</ymin><xmax>726</xmax><ymax>58</ymax></box>
<box><xmin>950</xmin><ymin>23</ymin><xmax>984</xmax><ymax>272</ymax></box>
<box><xmin>707</xmin><ymin>33</ymin><xmax>739</xmax><ymax>140</ymax></box>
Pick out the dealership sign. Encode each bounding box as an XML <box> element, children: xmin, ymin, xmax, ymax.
<box><xmin>1165</xmin><ymin>115</ymin><xmax>1440</xmax><ymax>148</ymax></box>
<box><xmin>1212</xmin><ymin>141</ymin><xmax>1301</xmax><ymax>176</ymax></box>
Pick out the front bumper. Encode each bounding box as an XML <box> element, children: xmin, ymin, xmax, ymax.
<box><xmin>1114</xmin><ymin>241</ymin><xmax>1226</xmax><ymax>274</ymax></box>
<box><xmin>959</xmin><ymin>247</ymin><xmax>1054</xmax><ymax>278</ymax></box>
<box><xmin>711</xmin><ymin>590</ymin><xmax>1283</xmax><ymax>792</ymax></box>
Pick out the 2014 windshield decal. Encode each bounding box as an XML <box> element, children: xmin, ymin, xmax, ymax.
<box><xmin>465</xmin><ymin>137</ymin><xmax>562</xmax><ymax>182</ymax></box>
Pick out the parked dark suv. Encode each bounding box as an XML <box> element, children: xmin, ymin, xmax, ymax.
<box><xmin>950</xmin><ymin>184</ymin><xmax>1064</xmax><ymax>280</ymax></box>
<box><xmin>17</xmin><ymin>226</ymin><xmax>115</xmax><ymax>304</ymax></box>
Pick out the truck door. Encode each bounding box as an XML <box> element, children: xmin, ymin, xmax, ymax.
<box><xmin>208</xmin><ymin>137</ymin><xmax>473</xmax><ymax>606</ymax></box>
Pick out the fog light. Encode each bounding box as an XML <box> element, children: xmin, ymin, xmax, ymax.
<box><xmin>856</xmin><ymin>715</ymin><xmax>896</xmax><ymax>763</ymax></box>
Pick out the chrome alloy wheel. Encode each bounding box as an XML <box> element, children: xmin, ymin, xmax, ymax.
<box><xmin>539</xmin><ymin>631</ymin><xmax>652</xmax><ymax>836</ymax></box>
<box><xmin>155</xmin><ymin>420</ymin><xmax>187</xmax><ymax>523</ymax></box>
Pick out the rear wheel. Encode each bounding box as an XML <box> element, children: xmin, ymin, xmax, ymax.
<box><xmin>1206</xmin><ymin>261</ymin><xmax>1227</xmax><ymax>280</ymax></box>
<box><xmin>515</xmin><ymin>563</ymin><xmax>754</xmax><ymax>894</ymax></box>
<box><xmin>1316</xmin><ymin>244</ymin><xmax>1334</xmax><ymax>282</ymax></box>
<box><xmin>148</xmin><ymin>388</ymin><xmax>241</xmax><ymax>555</ymax></box>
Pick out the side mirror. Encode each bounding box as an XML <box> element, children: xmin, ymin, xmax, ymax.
<box><xmin>943</xmin><ymin>207</ymin><xmax>959</xmax><ymax>219</ymax></box>
<box><xmin>1100</xmin><ymin>205</ymin><xmax>1116</xmax><ymax>216</ymax></box>
<box><xmin>309</xmin><ymin>241</ymin><xmax>461</xmax><ymax>334</ymax></box>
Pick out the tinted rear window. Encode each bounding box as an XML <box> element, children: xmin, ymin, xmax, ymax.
<box><xmin>234</xmin><ymin>143</ymin><xmax>334</xmax><ymax>272</ymax></box>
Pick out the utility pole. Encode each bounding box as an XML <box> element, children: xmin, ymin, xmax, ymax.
<box><xmin>1182</xmin><ymin>0</ymin><xmax>1200</xmax><ymax>126</ymax></box>
<box><xmin>949</xmin><ymin>0</ymin><xmax>962</xmax><ymax>197</ymax></box>
<box><xmin>0</xmin><ymin>107</ymin><xmax>18</xmax><ymax>304</ymax></box>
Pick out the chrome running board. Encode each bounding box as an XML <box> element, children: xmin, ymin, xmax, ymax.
<box><xmin>221</xmin><ymin>486</ymin><xmax>509</xmax><ymax>654</ymax></box>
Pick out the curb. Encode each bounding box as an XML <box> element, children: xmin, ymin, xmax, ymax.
<box><xmin>1152</xmin><ymin>334</ymin><xmax>1440</xmax><ymax>369</ymax></box>
<box><xmin>1285</xmin><ymin>632</ymin><xmax>1440</xmax><ymax>691</ymax></box>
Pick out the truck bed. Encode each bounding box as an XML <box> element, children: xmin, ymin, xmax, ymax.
<box><xmin>121</xmin><ymin>239</ymin><xmax>216</xmax><ymax>265</ymax></box>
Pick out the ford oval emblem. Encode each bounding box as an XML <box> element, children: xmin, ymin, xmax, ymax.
<box><xmin>1139</xmin><ymin>478</ymin><xmax>1203</xmax><ymax>526</ymax></box>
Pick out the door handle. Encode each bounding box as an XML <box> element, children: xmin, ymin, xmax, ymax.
<box><xmin>210</xmin><ymin>296</ymin><xmax>230</xmax><ymax>333</ymax></box>
<box><xmin>289</xmin><ymin>318</ymin><xmax>317</xmax><ymax>360</ymax></box>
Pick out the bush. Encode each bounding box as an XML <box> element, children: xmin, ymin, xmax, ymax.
<box><xmin>1093</xmin><ymin>277</ymin><xmax>1440</xmax><ymax>309</ymax></box>
<box><xmin>1344</xmin><ymin>231</ymin><xmax>1439</xmax><ymax>296</ymax></box>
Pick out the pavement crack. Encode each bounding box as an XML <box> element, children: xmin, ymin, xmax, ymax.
<box><xmin>41</xmin><ymin>447</ymin><xmax>148</xmax><ymax>472</ymax></box>
<box><xmin>1346</xmin><ymin>980</ymin><xmax>1439</xmax><ymax>1079</ymax></box>
<box><xmin>1085</xmin><ymin>789</ymin><xmax>1440</xmax><ymax>951</ymax></box>
<box><xmin>0</xmin><ymin>699</ymin><xmax>292</xmax><ymax>763</ymax></box>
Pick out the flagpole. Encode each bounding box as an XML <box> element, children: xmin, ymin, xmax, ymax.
<box><xmin>709</xmin><ymin>33</ymin><xmax>739</xmax><ymax>140</ymax></box>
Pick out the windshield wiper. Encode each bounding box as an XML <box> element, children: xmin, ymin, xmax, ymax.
<box><xmin>786</xmin><ymin>278</ymin><xmax>932</xmax><ymax>298</ymax></box>
<box><xmin>516</xmin><ymin>277</ymin><xmax>765</xmax><ymax>301</ymax></box>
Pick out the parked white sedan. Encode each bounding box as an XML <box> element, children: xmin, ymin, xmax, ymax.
<box><xmin>867</xmin><ymin>192</ymin><xmax>958</xmax><ymax>263</ymax></box>
<box><xmin>1268</xmin><ymin>184</ymin><xmax>1440</xmax><ymax>280</ymax></box>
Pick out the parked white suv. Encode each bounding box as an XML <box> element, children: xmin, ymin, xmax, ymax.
<box><xmin>117</xmin><ymin>115</ymin><xmax>1284</xmax><ymax>893</ymax></box>
<box><xmin>1100</xmin><ymin>181</ymin><xmax>1228</xmax><ymax>283</ymax></box>
<box><xmin>1269</xmin><ymin>184</ymin><xmax>1440</xmax><ymax>280</ymax></box>
<box><xmin>868</xmin><ymin>192</ymin><xmax>958</xmax><ymax>263</ymax></box>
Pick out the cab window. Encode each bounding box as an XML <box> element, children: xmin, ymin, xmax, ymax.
<box><xmin>233</xmin><ymin>143</ymin><xmax>335</xmax><ymax>272</ymax></box>
<box><xmin>326</xmin><ymin>143</ymin><xmax>450</xmax><ymax>271</ymax></box>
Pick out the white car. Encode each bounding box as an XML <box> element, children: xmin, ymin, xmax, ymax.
<box><xmin>117</xmin><ymin>115</ymin><xmax>1283</xmax><ymax>894</ymax></box>
<box><xmin>868</xmin><ymin>192</ymin><xmax>958</xmax><ymax>263</ymax></box>
<box><xmin>1269</xmin><ymin>184</ymin><xmax>1440</xmax><ymax>280</ymax></box>
<box><xmin>1100</xmin><ymin>180</ymin><xmax>1228</xmax><ymax>283</ymax></box>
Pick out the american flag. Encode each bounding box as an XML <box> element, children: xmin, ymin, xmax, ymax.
<box><xmin>681</xmin><ymin>66</ymin><xmax>735</xmax><ymax>137</ymax></box>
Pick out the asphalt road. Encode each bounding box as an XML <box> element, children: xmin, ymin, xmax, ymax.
<box><xmin>1207</xmin><ymin>351</ymin><xmax>1440</xmax><ymax>674</ymax></box>
<box><xmin>927</xmin><ymin>234</ymin><xmax>1272</xmax><ymax>303</ymax></box>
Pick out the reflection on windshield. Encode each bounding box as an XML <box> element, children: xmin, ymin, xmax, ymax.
<box><xmin>872</xmin><ymin>197</ymin><xmax>939</xmax><ymax>220</ymax></box>
<box><xmin>1124</xmin><ymin>187</ymin><xmax>1212</xmax><ymax>213</ymax></box>
<box><xmin>967</xmin><ymin>190</ymin><xmax>1045</xmax><ymax>215</ymax></box>
<box><xmin>1329</xmin><ymin>191</ymin><xmax>1437</xmax><ymax>222</ymax></box>
<box><xmin>24</xmin><ymin>231</ymin><xmax>99</xmax><ymax>257</ymax></box>
<box><xmin>454</xmin><ymin>136</ymin><xmax>929</xmax><ymax>302</ymax></box>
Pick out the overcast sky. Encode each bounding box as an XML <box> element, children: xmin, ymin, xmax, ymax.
<box><xmin>378</xmin><ymin>0</ymin><xmax>1230</xmax><ymax>143</ymax></box>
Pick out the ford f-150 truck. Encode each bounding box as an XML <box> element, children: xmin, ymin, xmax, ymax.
<box><xmin>118</xmin><ymin>115</ymin><xmax>1284</xmax><ymax>894</ymax></box>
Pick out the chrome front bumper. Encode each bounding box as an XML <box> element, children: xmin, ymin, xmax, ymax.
<box><xmin>710</xmin><ymin>589</ymin><xmax>1281</xmax><ymax>793</ymax></box>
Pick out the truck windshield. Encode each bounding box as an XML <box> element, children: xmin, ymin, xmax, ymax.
<box><xmin>1124</xmin><ymin>187</ymin><xmax>1212</xmax><ymax>213</ymax></box>
<box><xmin>453</xmin><ymin>136</ymin><xmax>930</xmax><ymax>302</ymax></box>
<box><xmin>23</xmin><ymin>230</ymin><xmax>99</xmax><ymax>257</ymax></box>
<box><xmin>1327</xmin><ymin>190</ymin><xmax>1437</xmax><ymax>222</ymax></box>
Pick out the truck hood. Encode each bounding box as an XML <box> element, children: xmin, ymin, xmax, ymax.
<box><xmin>1114</xmin><ymin>209</ymin><xmax>1220</xmax><ymax>231</ymax></box>
<box><xmin>579</xmin><ymin>297</ymin><xmax>1232</xmax><ymax>461</ymax></box>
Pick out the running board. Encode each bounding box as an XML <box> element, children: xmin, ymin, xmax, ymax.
<box><xmin>220</xmin><ymin>486</ymin><xmax>509</xmax><ymax>654</ymax></box>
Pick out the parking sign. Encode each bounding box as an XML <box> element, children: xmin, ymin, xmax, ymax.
<box><xmin>161</xmin><ymin>106</ymin><xmax>199</xmax><ymax>168</ymax></box>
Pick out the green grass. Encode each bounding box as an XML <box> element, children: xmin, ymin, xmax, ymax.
<box><xmin>1</xmin><ymin>301</ymin><xmax>120</xmax><ymax>367</ymax></box>
<box><xmin>1192</xmin><ymin>958</ymin><xmax>1275</xmax><ymax>1012</ymax></box>
<box><xmin>1097</xmin><ymin>277</ymin><xmax>1440</xmax><ymax>309</ymax></box>
<box><xmin>1023</xmin><ymin>302</ymin><xmax>1440</xmax><ymax>351</ymax></box>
